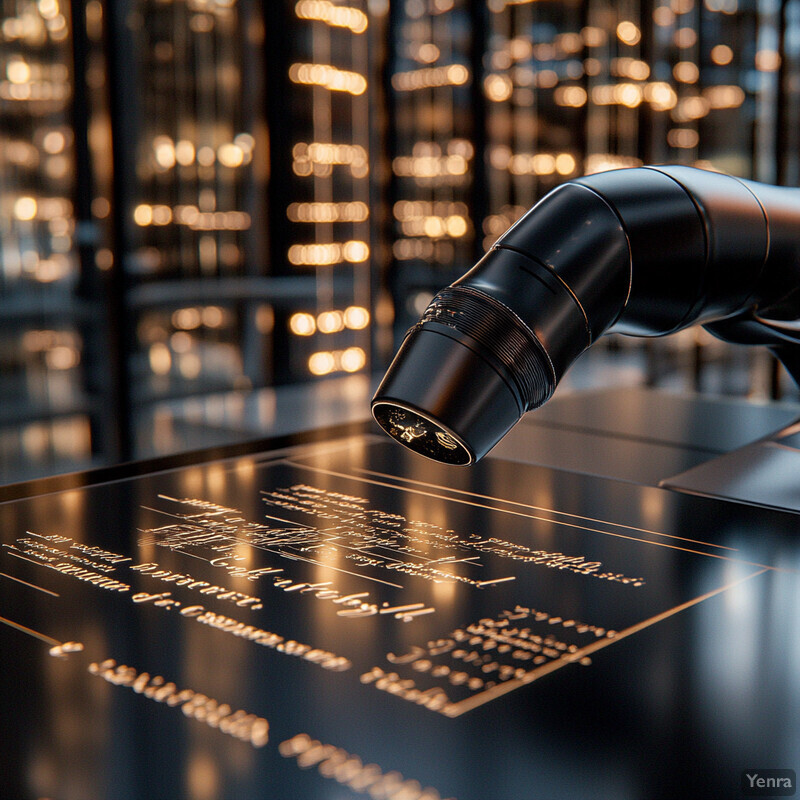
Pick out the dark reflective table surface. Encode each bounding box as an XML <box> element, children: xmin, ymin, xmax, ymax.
<box><xmin>664</xmin><ymin>417</ymin><xmax>800</xmax><ymax>512</ymax></box>
<box><xmin>1</xmin><ymin>417</ymin><xmax>799</xmax><ymax>799</ymax></box>
<box><xmin>503</xmin><ymin>387</ymin><xmax>800</xmax><ymax>486</ymax></box>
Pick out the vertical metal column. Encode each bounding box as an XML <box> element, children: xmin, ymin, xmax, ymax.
<box><xmin>468</xmin><ymin>0</ymin><xmax>490</xmax><ymax>264</ymax></box>
<box><xmin>102</xmin><ymin>0</ymin><xmax>138</xmax><ymax>461</ymax></box>
<box><xmin>262</xmin><ymin>2</ymin><xmax>294</xmax><ymax>385</ymax></box>
<box><xmin>69</xmin><ymin>0</ymin><xmax>116</xmax><ymax>465</ymax></box>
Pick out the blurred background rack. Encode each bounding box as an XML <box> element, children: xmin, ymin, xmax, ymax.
<box><xmin>1</xmin><ymin>0</ymin><xmax>798</xmax><ymax>483</ymax></box>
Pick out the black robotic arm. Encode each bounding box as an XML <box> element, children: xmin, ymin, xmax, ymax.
<box><xmin>372</xmin><ymin>165</ymin><xmax>800</xmax><ymax>464</ymax></box>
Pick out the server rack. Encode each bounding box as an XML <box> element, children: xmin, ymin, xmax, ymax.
<box><xmin>1</xmin><ymin>0</ymin><xmax>379</xmax><ymax>480</ymax></box>
<box><xmin>0</xmin><ymin>0</ymin><xmax>105</xmax><ymax>482</ymax></box>
<box><xmin>266</xmin><ymin>1</ymin><xmax>374</xmax><ymax>387</ymax></box>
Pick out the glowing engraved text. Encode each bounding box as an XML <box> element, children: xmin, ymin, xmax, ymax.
<box><xmin>4</xmin><ymin>535</ymin><xmax>131</xmax><ymax>592</ymax></box>
<box><xmin>131</xmin><ymin>561</ymin><xmax>264</xmax><ymax>609</ymax></box>
<box><xmin>280</xmin><ymin>733</ymin><xmax>455</xmax><ymax>800</ymax></box>
<box><xmin>363</xmin><ymin>607</ymin><xmax>613</xmax><ymax>716</ymax></box>
<box><xmin>88</xmin><ymin>659</ymin><xmax>269</xmax><ymax>748</ymax></box>
<box><xmin>127</xmin><ymin>593</ymin><xmax>352</xmax><ymax>671</ymax></box>
<box><xmin>48</xmin><ymin>641</ymin><xmax>84</xmax><ymax>658</ymax></box>
<box><xmin>139</xmin><ymin>497</ymin><xmax>436</xmax><ymax>621</ymax></box>
<box><xmin>260</xmin><ymin>484</ymin><xmax>644</xmax><ymax>587</ymax></box>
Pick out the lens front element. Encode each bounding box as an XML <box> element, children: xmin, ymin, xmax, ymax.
<box><xmin>372</xmin><ymin>402</ymin><xmax>473</xmax><ymax>465</ymax></box>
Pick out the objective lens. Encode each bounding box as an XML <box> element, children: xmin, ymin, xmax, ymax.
<box><xmin>372</xmin><ymin>402</ymin><xmax>473</xmax><ymax>465</ymax></box>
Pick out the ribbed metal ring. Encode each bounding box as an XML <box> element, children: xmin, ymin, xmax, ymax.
<box><xmin>417</xmin><ymin>285</ymin><xmax>555</xmax><ymax>410</ymax></box>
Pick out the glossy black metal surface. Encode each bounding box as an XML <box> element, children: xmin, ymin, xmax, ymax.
<box><xmin>663</xmin><ymin>417</ymin><xmax>800</xmax><ymax>511</ymax></box>
<box><xmin>498</xmin><ymin>388</ymin><xmax>800</xmax><ymax>486</ymax></box>
<box><xmin>525</xmin><ymin>387</ymin><xmax>800</xmax><ymax>454</ymax></box>
<box><xmin>1</xmin><ymin>419</ymin><xmax>799</xmax><ymax>800</ymax></box>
